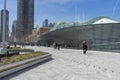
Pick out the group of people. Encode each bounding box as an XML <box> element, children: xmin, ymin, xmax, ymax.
<box><xmin>52</xmin><ymin>40</ymin><xmax>88</xmax><ymax>54</ymax></box>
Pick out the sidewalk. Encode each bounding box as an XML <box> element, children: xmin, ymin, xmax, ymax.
<box><xmin>1</xmin><ymin>46</ymin><xmax>120</xmax><ymax>80</ymax></box>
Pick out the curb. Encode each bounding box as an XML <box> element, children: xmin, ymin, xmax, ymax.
<box><xmin>0</xmin><ymin>53</ymin><xmax>52</xmax><ymax>78</ymax></box>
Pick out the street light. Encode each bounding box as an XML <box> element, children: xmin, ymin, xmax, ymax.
<box><xmin>14</xmin><ymin>20</ymin><xmax>17</xmax><ymax>47</ymax></box>
<box><xmin>1</xmin><ymin>0</ymin><xmax>6</xmax><ymax>54</ymax></box>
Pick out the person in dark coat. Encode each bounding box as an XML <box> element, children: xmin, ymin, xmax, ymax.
<box><xmin>82</xmin><ymin>41</ymin><xmax>88</xmax><ymax>54</ymax></box>
<box><xmin>57</xmin><ymin>42</ymin><xmax>61</xmax><ymax>50</ymax></box>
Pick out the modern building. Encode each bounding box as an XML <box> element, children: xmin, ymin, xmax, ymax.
<box><xmin>39</xmin><ymin>16</ymin><xmax>120</xmax><ymax>50</ymax></box>
<box><xmin>36</xmin><ymin>27</ymin><xmax>50</xmax><ymax>35</ymax></box>
<box><xmin>12</xmin><ymin>20</ymin><xmax>17</xmax><ymax>36</ymax></box>
<box><xmin>49</xmin><ymin>22</ymin><xmax>55</xmax><ymax>28</ymax></box>
<box><xmin>25</xmin><ymin>27</ymin><xmax>50</xmax><ymax>44</ymax></box>
<box><xmin>0</xmin><ymin>9</ymin><xmax>9</xmax><ymax>42</ymax></box>
<box><xmin>17</xmin><ymin>0</ymin><xmax>34</xmax><ymax>41</ymax></box>
<box><xmin>43</xmin><ymin>19</ymin><xmax>49</xmax><ymax>27</ymax></box>
<box><xmin>9</xmin><ymin>20</ymin><xmax>17</xmax><ymax>43</ymax></box>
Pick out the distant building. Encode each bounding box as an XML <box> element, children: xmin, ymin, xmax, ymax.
<box><xmin>0</xmin><ymin>9</ymin><xmax>9</xmax><ymax>42</ymax></box>
<box><xmin>17</xmin><ymin>0</ymin><xmax>34</xmax><ymax>41</ymax></box>
<box><xmin>49</xmin><ymin>22</ymin><xmax>55</xmax><ymax>28</ymax></box>
<box><xmin>39</xmin><ymin>16</ymin><xmax>120</xmax><ymax>50</ymax></box>
<box><xmin>36</xmin><ymin>27</ymin><xmax>50</xmax><ymax>35</ymax></box>
<box><xmin>12</xmin><ymin>20</ymin><xmax>17</xmax><ymax>36</ymax></box>
<box><xmin>23</xmin><ymin>27</ymin><xmax>50</xmax><ymax>43</ymax></box>
<box><xmin>27</xmin><ymin>28</ymin><xmax>38</xmax><ymax>43</ymax></box>
<box><xmin>43</xmin><ymin>19</ymin><xmax>49</xmax><ymax>27</ymax></box>
<box><xmin>9</xmin><ymin>20</ymin><xmax>17</xmax><ymax>43</ymax></box>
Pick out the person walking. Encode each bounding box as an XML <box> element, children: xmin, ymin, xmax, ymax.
<box><xmin>82</xmin><ymin>41</ymin><xmax>88</xmax><ymax>54</ymax></box>
<box><xmin>53</xmin><ymin>42</ymin><xmax>57</xmax><ymax>49</ymax></box>
<box><xmin>57</xmin><ymin>42</ymin><xmax>61</xmax><ymax>50</ymax></box>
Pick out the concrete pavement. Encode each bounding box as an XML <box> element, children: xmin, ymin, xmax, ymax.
<box><xmin>1</xmin><ymin>46</ymin><xmax>120</xmax><ymax>80</ymax></box>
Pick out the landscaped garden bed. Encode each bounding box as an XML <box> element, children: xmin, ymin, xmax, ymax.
<box><xmin>0</xmin><ymin>47</ymin><xmax>34</xmax><ymax>59</ymax></box>
<box><xmin>0</xmin><ymin>51</ymin><xmax>46</xmax><ymax>65</ymax></box>
<box><xmin>0</xmin><ymin>50</ymin><xmax>52</xmax><ymax>78</ymax></box>
<box><xmin>7</xmin><ymin>47</ymin><xmax>34</xmax><ymax>52</ymax></box>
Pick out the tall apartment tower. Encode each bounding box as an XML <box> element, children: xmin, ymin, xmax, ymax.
<box><xmin>17</xmin><ymin>0</ymin><xmax>34</xmax><ymax>40</ymax></box>
<box><xmin>43</xmin><ymin>19</ymin><xmax>49</xmax><ymax>27</ymax></box>
<box><xmin>12</xmin><ymin>20</ymin><xmax>17</xmax><ymax>36</ymax></box>
<box><xmin>0</xmin><ymin>9</ymin><xmax>9</xmax><ymax>42</ymax></box>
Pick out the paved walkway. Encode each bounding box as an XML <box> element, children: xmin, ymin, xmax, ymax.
<box><xmin>1</xmin><ymin>46</ymin><xmax>120</xmax><ymax>80</ymax></box>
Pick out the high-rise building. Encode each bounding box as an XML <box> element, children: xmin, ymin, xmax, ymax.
<box><xmin>17</xmin><ymin>0</ymin><xmax>34</xmax><ymax>40</ymax></box>
<box><xmin>12</xmin><ymin>20</ymin><xmax>17</xmax><ymax>35</ymax></box>
<box><xmin>43</xmin><ymin>19</ymin><xmax>49</xmax><ymax>27</ymax></box>
<box><xmin>9</xmin><ymin>20</ymin><xmax>17</xmax><ymax>43</ymax></box>
<box><xmin>49</xmin><ymin>22</ymin><xmax>55</xmax><ymax>28</ymax></box>
<box><xmin>0</xmin><ymin>9</ymin><xmax>9</xmax><ymax>42</ymax></box>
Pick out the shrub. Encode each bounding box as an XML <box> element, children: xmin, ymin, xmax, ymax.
<box><xmin>0</xmin><ymin>51</ymin><xmax>45</xmax><ymax>65</ymax></box>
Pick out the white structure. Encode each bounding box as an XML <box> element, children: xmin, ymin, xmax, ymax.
<box><xmin>93</xmin><ymin>17</ymin><xmax>118</xmax><ymax>24</ymax></box>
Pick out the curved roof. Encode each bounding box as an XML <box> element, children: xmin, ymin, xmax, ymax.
<box><xmin>54</xmin><ymin>21</ymin><xmax>71</xmax><ymax>29</ymax></box>
<box><xmin>52</xmin><ymin>16</ymin><xmax>119</xmax><ymax>30</ymax></box>
<box><xmin>84</xmin><ymin>16</ymin><xmax>119</xmax><ymax>25</ymax></box>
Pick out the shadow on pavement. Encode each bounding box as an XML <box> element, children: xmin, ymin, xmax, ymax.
<box><xmin>0</xmin><ymin>58</ymin><xmax>54</xmax><ymax>80</ymax></box>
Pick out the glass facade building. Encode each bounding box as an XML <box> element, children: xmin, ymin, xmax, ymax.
<box><xmin>0</xmin><ymin>9</ymin><xmax>9</xmax><ymax>42</ymax></box>
<box><xmin>17</xmin><ymin>0</ymin><xmax>34</xmax><ymax>41</ymax></box>
<box><xmin>12</xmin><ymin>20</ymin><xmax>17</xmax><ymax>35</ymax></box>
<box><xmin>43</xmin><ymin>19</ymin><xmax>49</xmax><ymax>27</ymax></box>
<box><xmin>39</xmin><ymin>22</ymin><xmax>120</xmax><ymax>50</ymax></box>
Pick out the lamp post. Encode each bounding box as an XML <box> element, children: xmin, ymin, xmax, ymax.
<box><xmin>1</xmin><ymin>0</ymin><xmax>7</xmax><ymax>54</ymax></box>
<box><xmin>14</xmin><ymin>20</ymin><xmax>17</xmax><ymax>47</ymax></box>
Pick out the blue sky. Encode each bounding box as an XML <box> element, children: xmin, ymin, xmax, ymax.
<box><xmin>0</xmin><ymin>0</ymin><xmax>120</xmax><ymax>29</ymax></box>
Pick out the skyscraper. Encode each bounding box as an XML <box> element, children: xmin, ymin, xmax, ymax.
<box><xmin>12</xmin><ymin>20</ymin><xmax>17</xmax><ymax>35</ymax></box>
<box><xmin>9</xmin><ymin>20</ymin><xmax>17</xmax><ymax>43</ymax></box>
<box><xmin>17</xmin><ymin>0</ymin><xmax>34</xmax><ymax>40</ymax></box>
<box><xmin>43</xmin><ymin>19</ymin><xmax>49</xmax><ymax>27</ymax></box>
<box><xmin>0</xmin><ymin>9</ymin><xmax>9</xmax><ymax>42</ymax></box>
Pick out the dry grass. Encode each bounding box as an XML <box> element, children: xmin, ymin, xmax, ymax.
<box><xmin>0</xmin><ymin>51</ymin><xmax>46</xmax><ymax>65</ymax></box>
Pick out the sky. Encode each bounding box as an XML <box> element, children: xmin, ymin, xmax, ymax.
<box><xmin>0</xmin><ymin>0</ymin><xmax>120</xmax><ymax>29</ymax></box>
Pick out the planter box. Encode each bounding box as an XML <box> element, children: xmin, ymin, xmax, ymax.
<box><xmin>7</xmin><ymin>49</ymin><xmax>34</xmax><ymax>53</ymax></box>
<box><xmin>0</xmin><ymin>49</ymin><xmax>34</xmax><ymax>55</ymax></box>
<box><xmin>0</xmin><ymin>53</ymin><xmax>52</xmax><ymax>78</ymax></box>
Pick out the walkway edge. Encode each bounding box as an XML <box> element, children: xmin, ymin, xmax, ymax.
<box><xmin>0</xmin><ymin>53</ymin><xmax>52</xmax><ymax>78</ymax></box>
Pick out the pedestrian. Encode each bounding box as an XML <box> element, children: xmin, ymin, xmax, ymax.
<box><xmin>57</xmin><ymin>42</ymin><xmax>61</xmax><ymax>50</ymax></box>
<box><xmin>53</xmin><ymin>42</ymin><xmax>57</xmax><ymax>49</ymax></box>
<box><xmin>82</xmin><ymin>41</ymin><xmax>88</xmax><ymax>54</ymax></box>
<box><xmin>22</xmin><ymin>43</ymin><xmax>25</xmax><ymax>48</ymax></box>
<box><xmin>14</xmin><ymin>42</ymin><xmax>16</xmax><ymax>47</ymax></box>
